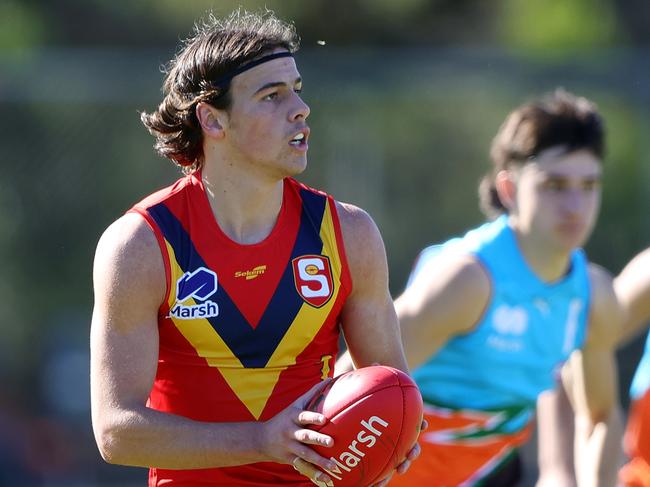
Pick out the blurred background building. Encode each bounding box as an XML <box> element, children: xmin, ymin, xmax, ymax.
<box><xmin>1</xmin><ymin>0</ymin><xmax>649</xmax><ymax>485</ymax></box>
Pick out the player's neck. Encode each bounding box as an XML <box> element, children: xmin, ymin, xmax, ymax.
<box><xmin>513</xmin><ymin>228</ymin><xmax>572</xmax><ymax>283</ymax></box>
<box><xmin>201</xmin><ymin>161</ymin><xmax>285</xmax><ymax>245</ymax></box>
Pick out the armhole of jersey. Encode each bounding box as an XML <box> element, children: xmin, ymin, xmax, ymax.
<box><xmin>462</xmin><ymin>252</ymin><xmax>495</xmax><ymax>336</ymax></box>
<box><xmin>127</xmin><ymin>207</ymin><xmax>172</xmax><ymax>315</ymax></box>
<box><xmin>328</xmin><ymin>196</ymin><xmax>353</xmax><ymax>296</ymax></box>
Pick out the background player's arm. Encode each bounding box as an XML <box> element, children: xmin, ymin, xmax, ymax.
<box><xmin>535</xmin><ymin>384</ymin><xmax>577</xmax><ymax>487</ymax></box>
<box><xmin>335</xmin><ymin>251</ymin><xmax>490</xmax><ymax>373</ymax></box>
<box><xmin>395</xmin><ymin>254</ymin><xmax>491</xmax><ymax>369</ymax></box>
<box><xmin>615</xmin><ymin>248</ymin><xmax>650</xmax><ymax>344</ymax></box>
<box><xmin>90</xmin><ymin>213</ymin><xmax>336</xmax><ymax>478</ymax></box>
<box><xmin>536</xmin><ymin>250</ymin><xmax>650</xmax><ymax>487</ymax></box>
<box><xmin>565</xmin><ymin>264</ymin><xmax>624</xmax><ymax>487</ymax></box>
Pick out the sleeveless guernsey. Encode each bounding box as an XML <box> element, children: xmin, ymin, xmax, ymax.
<box><xmin>390</xmin><ymin>216</ymin><xmax>592</xmax><ymax>486</ymax></box>
<box><xmin>130</xmin><ymin>172</ymin><xmax>351</xmax><ymax>486</ymax></box>
<box><xmin>411</xmin><ymin>215</ymin><xmax>590</xmax><ymax>431</ymax></box>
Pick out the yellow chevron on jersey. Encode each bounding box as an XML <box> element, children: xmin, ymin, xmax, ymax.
<box><xmin>156</xmin><ymin>186</ymin><xmax>349</xmax><ymax>420</ymax></box>
<box><xmin>268</xmin><ymin>198</ymin><xmax>343</xmax><ymax>366</ymax></box>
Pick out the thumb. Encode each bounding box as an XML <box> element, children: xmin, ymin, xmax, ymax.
<box><xmin>295</xmin><ymin>378</ymin><xmax>333</xmax><ymax>410</ymax></box>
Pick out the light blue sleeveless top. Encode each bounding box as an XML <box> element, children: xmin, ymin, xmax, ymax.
<box><xmin>409</xmin><ymin>216</ymin><xmax>591</xmax><ymax>432</ymax></box>
<box><xmin>630</xmin><ymin>333</ymin><xmax>650</xmax><ymax>400</ymax></box>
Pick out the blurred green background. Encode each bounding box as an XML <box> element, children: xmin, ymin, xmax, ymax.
<box><xmin>1</xmin><ymin>0</ymin><xmax>649</xmax><ymax>485</ymax></box>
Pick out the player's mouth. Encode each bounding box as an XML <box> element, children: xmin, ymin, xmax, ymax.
<box><xmin>556</xmin><ymin>220</ymin><xmax>588</xmax><ymax>243</ymax></box>
<box><xmin>289</xmin><ymin>128</ymin><xmax>309</xmax><ymax>151</ymax></box>
<box><xmin>557</xmin><ymin>220</ymin><xmax>584</xmax><ymax>234</ymax></box>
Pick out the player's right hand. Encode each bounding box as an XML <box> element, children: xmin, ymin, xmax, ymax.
<box><xmin>260</xmin><ymin>379</ymin><xmax>337</xmax><ymax>487</ymax></box>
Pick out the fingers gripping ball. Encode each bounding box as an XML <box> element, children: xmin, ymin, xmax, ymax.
<box><xmin>306</xmin><ymin>366</ymin><xmax>423</xmax><ymax>486</ymax></box>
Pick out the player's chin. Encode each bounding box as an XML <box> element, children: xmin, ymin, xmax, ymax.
<box><xmin>556</xmin><ymin>222</ymin><xmax>592</xmax><ymax>247</ymax></box>
<box><xmin>285</xmin><ymin>157</ymin><xmax>308</xmax><ymax>176</ymax></box>
<box><xmin>555</xmin><ymin>232</ymin><xmax>588</xmax><ymax>252</ymax></box>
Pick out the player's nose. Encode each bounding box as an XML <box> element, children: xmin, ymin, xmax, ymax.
<box><xmin>289</xmin><ymin>92</ymin><xmax>310</xmax><ymax>121</ymax></box>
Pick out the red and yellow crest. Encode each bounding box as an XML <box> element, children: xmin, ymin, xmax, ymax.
<box><xmin>292</xmin><ymin>255</ymin><xmax>334</xmax><ymax>308</ymax></box>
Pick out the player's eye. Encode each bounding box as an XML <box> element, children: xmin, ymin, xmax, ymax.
<box><xmin>542</xmin><ymin>179</ymin><xmax>565</xmax><ymax>191</ymax></box>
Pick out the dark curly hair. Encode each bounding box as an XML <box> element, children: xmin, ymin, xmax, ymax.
<box><xmin>478</xmin><ymin>89</ymin><xmax>605</xmax><ymax>218</ymax></box>
<box><xmin>140</xmin><ymin>10</ymin><xmax>300</xmax><ymax>173</ymax></box>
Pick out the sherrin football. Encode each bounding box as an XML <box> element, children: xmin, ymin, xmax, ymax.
<box><xmin>306</xmin><ymin>365</ymin><xmax>423</xmax><ymax>487</ymax></box>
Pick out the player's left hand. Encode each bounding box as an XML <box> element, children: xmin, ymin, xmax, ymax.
<box><xmin>291</xmin><ymin>457</ymin><xmax>334</xmax><ymax>487</ymax></box>
<box><xmin>371</xmin><ymin>418</ymin><xmax>428</xmax><ymax>487</ymax></box>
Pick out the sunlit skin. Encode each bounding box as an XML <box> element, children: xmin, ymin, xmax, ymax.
<box><xmin>196</xmin><ymin>50</ymin><xmax>311</xmax><ymax>244</ymax></box>
<box><xmin>390</xmin><ymin>144</ymin><xmax>618</xmax><ymax>486</ymax></box>
<box><xmin>501</xmin><ymin>148</ymin><xmax>602</xmax><ymax>281</ymax></box>
<box><xmin>216</xmin><ymin>51</ymin><xmax>311</xmax><ymax>182</ymax></box>
<box><xmin>192</xmin><ymin>51</ymin><xmax>417</xmax><ymax>487</ymax></box>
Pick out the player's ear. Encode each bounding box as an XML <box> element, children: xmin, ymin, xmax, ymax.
<box><xmin>196</xmin><ymin>102</ymin><xmax>225</xmax><ymax>139</ymax></box>
<box><xmin>494</xmin><ymin>169</ymin><xmax>517</xmax><ymax>211</ymax></box>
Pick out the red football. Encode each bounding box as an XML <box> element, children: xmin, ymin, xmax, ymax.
<box><xmin>306</xmin><ymin>365</ymin><xmax>423</xmax><ymax>487</ymax></box>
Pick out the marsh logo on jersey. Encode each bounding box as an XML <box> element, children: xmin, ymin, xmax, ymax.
<box><xmin>292</xmin><ymin>255</ymin><xmax>333</xmax><ymax>308</ymax></box>
<box><xmin>488</xmin><ymin>305</ymin><xmax>528</xmax><ymax>352</ymax></box>
<box><xmin>169</xmin><ymin>267</ymin><xmax>219</xmax><ymax>320</ymax></box>
<box><xmin>492</xmin><ymin>305</ymin><xmax>528</xmax><ymax>335</ymax></box>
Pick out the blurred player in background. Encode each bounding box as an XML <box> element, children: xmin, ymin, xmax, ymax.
<box><xmin>387</xmin><ymin>90</ymin><xmax>623</xmax><ymax>486</ymax></box>
<box><xmin>538</xmin><ymin>247</ymin><xmax>650</xmax><ymax>487</ymax></box>
<box><xmin>89</xmin><ymin>10</ymin><xmax>419</xmax><ymax>487</ymax></box>
<box><xmin>617</xmin><ymin>248</ymin><xmax>650</xmax><ymax>486</ymax></box>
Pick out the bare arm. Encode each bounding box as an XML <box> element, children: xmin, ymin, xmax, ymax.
<box><xmin>336</xmin><ymin>202</ymin><xmax>409</xmax><ymax>372</ymax></box>
<box><xmin>90</xmin><ymin>213</ymin><xmax>334</xmax><ymax>478</ymax></box>
<box><xmin>332</xmin><ymin>202</ymin><xmax>424</xmax><ymax>486</ymax></box>
<box><xmin>537</xmin><ymin>248</ymin><xmax>650</xmax><ymax>487</ymax></box>
<box><xmin>567</xmin><ymin>264</ymin><xmax>624</xmax><ymax>487</ymax></box>
<box><xmin>395</xmin><ymin>252</ymin><xmax>491</xmax><ymax>369</ymax></box>
<box><xmin>336</xmin><ymin>247</ymin><xmax>490</xmax><ymax>374</ymax></box>
<box><xmin>535</xmin><ymin>385</ymin><xmax>577</xmax><ymax>487</ymax></box>
<box><xmin>536</xmin><ymin>358</ymin><xmax>624</xmax><ymax>487</ymax></box>
<box><xmin>616</xmin><ymin>248</ymin><xmax>650</xmax><ymax>344</ymax></box>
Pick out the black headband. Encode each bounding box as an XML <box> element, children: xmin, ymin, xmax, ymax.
<box><xmin>211</xmin><ymin>51</ymin><xmax>294</xmax><ymax>88</ymax></box>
